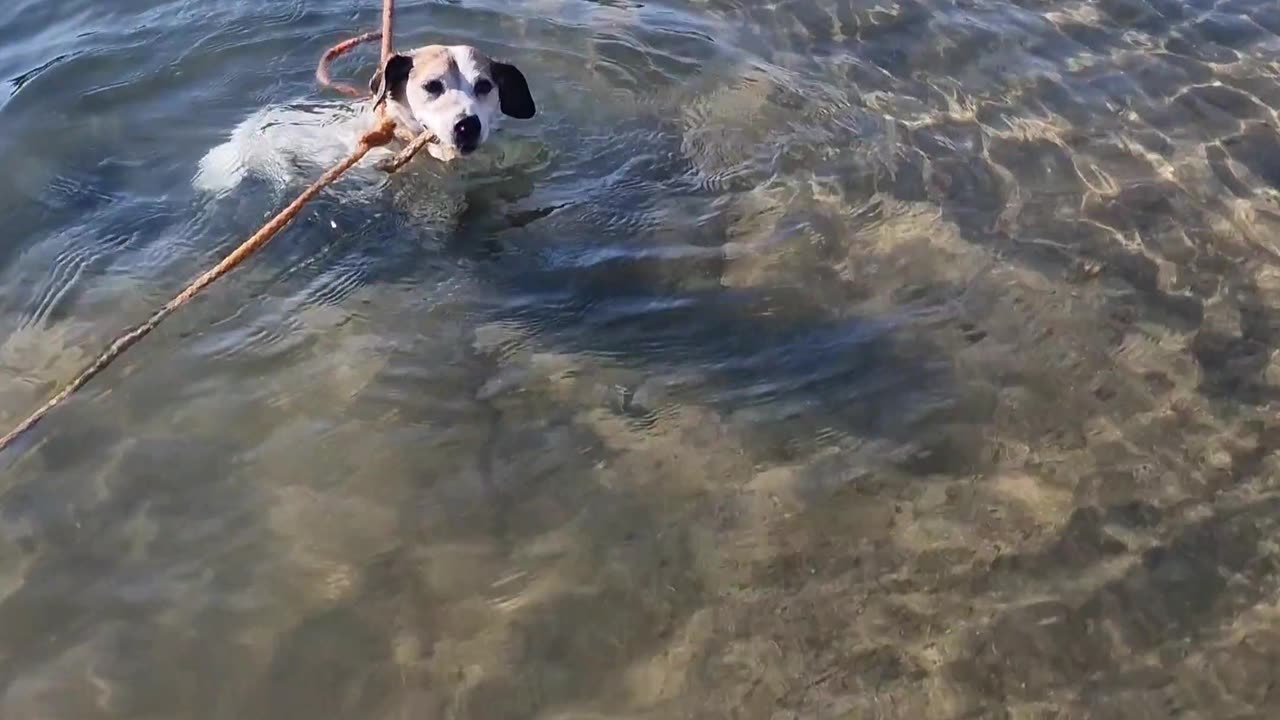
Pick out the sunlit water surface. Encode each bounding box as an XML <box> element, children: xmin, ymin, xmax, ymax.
<box><xmin>2</xmin><ymin>0</ymin><xmax>1280</xmax><ymax>717</ymax></box>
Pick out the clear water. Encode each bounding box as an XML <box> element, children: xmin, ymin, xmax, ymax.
<box><xmin>2</xmin><ymin>0</ymin><xmax>1280</xmax><ymax>717</ymax></box>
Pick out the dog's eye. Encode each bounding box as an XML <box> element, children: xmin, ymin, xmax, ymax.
<box><xmin>424</xmin><ymin>80</ymin><xmax>444</xmax><ymax>96</ymax></box>
<box><xmin>474</xmin><ymin>79</ymin><xmax>493</xmax><ymax>95</ymax></box>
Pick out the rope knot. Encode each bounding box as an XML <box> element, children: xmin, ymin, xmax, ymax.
<box><xmin>360</xmin><ymin>116</ymin><xmax>398</xmax><ymax>149</ymax></box>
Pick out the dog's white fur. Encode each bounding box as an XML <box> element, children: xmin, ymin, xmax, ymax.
<box><xmin>194</xmin><ymin>102</ymin><xmax>388</xmax><ymax>197</ymax></box>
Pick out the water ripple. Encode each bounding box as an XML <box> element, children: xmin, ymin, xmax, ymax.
<box><xmin>2</xmin><ymin>0</ymin><xmax>1280</xmax><ymax>717</ymax></box>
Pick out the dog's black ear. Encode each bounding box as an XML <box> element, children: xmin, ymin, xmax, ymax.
<box><xmin>370</xmin><ymin>53</ymin><xmax>413</xmax><ymax>104</ymax></box>
<box><xmin>491</xmin><ymin>61</ymin><xmax>536</xmax><ymax>119</ymax></box>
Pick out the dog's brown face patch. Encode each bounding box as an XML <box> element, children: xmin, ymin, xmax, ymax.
<box><xmin>404</xmin><ymin>46</ymin><xmax>454</xmax><ymax>91</ymax></box>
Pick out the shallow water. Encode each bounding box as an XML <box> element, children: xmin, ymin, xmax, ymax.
<box><xmin>2</xmin><ymin>0</ymin><xmax>1280</xmax><ymax>716</ymax></box>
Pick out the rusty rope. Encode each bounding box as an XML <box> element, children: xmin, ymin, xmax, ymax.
<box><xmin>316</xmin><ymin>31</ymin><xmax>382</xmax><ymax>98</ymax></box>
<box><xmin>316</xmin><ymin>0</ymin><xmax>436</xmax><ymax>167</ymax></box>
<box><xmin>377</xmin><ymin>128</ymin><xmax>435</xmax><ymax>172</ymax></box>
<box><xmin>316</xmin><ymin>0</ymin><xmax>398</xmax><ymax>98</ymax></box>
<box><xmin>0</xmin><ymin>118</ymin><xmax>398</xmax><ymax>454</ymax></box>
<box><xmin>380</xmin><ymin>0</ymin><xmax>395</xmax><ymax>67</ymax></box>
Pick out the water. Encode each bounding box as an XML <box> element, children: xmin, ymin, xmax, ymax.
<box><xmin>1</xmin><ymin>0</ymin><xmax>1279</xmax><ymax>716</ymax></box>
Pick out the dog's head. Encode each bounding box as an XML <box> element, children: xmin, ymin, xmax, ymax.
<box><xmin>370</xmin><ymin>44</ymin><xmax>536</xmax><ymax>161</ymax></box>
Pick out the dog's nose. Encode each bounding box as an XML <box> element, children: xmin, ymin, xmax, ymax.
<box><xmin>453</xmin><ymin>115</ymin><xmax>481</xmax><ymax>149</ymax></box>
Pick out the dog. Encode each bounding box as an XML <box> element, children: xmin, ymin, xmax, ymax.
<box><xmin>195</xmin><ymin>41</ymin><xmax>537</xmax><ymax>198</ymax></box>
<box><xmin>368</xmin><ymin>44</ymin><xmax>537</xmax><ymax>162</ymax></box>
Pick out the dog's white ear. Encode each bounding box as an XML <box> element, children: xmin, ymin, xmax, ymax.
<box><xmin>370</xmin><ymin>53</ymin><xmax>413</xmax><ymax>104</ymax></box>
<box><xmin>490</xmin><ymin>61</ymin><xmax>536</xmax><ymax>119</ymax></box>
